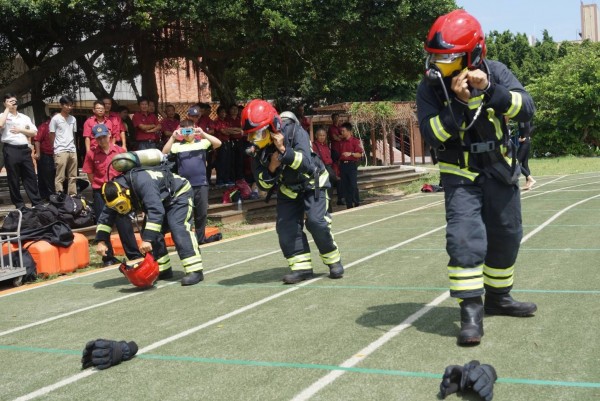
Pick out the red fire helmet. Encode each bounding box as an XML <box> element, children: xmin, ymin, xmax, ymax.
<box><xmin>119</xmin><ymin>252</ymin><xmax>159</xmax><ymax>288</ymax></box>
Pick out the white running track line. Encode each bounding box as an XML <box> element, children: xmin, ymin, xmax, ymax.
<box><xmin>0</xmin><ymin>195</ymin><xmax>441</xmax><ymax>299</ymax></box>
<box><xmin>12</xmin><ymin>184</ymin><xmax>599</xmax><ymax>400</ymax></box>
<box><xmin>0</xmin><ymin>200</ymin><xmax>444</xmax><ymax>337</ymax></box>
<box><xmin>13</xmin><ymin>226</ymin><xmax>447</xmax><ymax>400</ymax></box>
<box><xmin>290</xmin><ymin>192</ymin><xmax>600</xmax><ymax>401</ymax></box>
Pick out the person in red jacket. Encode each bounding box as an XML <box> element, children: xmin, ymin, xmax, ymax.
<box><xmin>312</xmin><ymin>128</ymin><xmax>339</xmax><ymax>213</ymax></box>
<box><xmin>338</xmin><ymin>122</ymin><xmax>363</xmax><ymax>209</ymax></box>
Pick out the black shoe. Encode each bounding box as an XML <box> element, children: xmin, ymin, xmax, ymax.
<box><xmin>103</xmin><ymin>257</ymin><xmax>121</xmax><ymax>267</ymax></box>
<box><xmin>328</xmin><ymin>262</ymin><xmax>344</xmax><ymax>279</ymax></box>
<box><xmin>181</xmin><ymin>270</ymin><xmax>204</xmax><ymax>286</ymax></box>
<box><xmin>458</xmin><ymin>297</ymin><xmax>484</xmax><ymax>346</ymax></box>
<box><xmin>484</xmin><ymin>293</ymin><xmax>537</xmax><ymax>317</ymax></box>
<box><xmin>158</xmin><ymin>267</ymin><xmax>173</xmax><ymax>280</ymax></box>
<box><xmin>282</xmin><ymin>269</ymin><xmax>313</xmax><ymax>284</ymax></box>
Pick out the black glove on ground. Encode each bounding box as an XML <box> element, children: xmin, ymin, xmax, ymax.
<box><xmin>461</xmin><ymin>360</ymin><xmax>497</xmax><ymax>401</ymax></box>
<box><xmin>440</xmin><ymin>360</ymin><xmax>497</xmax><ymax>401</ymax></box>
<box><xmin>81</xmin><ymin>339</ymin><xmax>138</xmax><ymax>370</ymax></box>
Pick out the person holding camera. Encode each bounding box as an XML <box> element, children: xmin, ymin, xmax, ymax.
<box><xmin>241</xmin><ymin>99</ymin><xmax>344</xmax><ymax>284</ymax></box>
<box><xmin>0</xmin><ymin>93</ymin><xmax>42</xmax><ymax>209</ymax></box>
<box><xmin>162</xmin><ymin>119</ymin><xmax>221</xmax><ymax>244</ymax></box>
<box><xmin>416</xmin><ymin>10</ymin><xmax>537</xmax><ymax>346</ymax></box>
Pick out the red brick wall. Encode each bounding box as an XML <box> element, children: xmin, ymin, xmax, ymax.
<box><xmin>156</xmin><ymin>59</ymin><xmax>211</xmax><ymax>106</ymax></box>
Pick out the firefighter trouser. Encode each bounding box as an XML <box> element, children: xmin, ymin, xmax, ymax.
<box><xmin>442</xmin><ymin>173</ymin><xmax>522</xmax><ymax>299</ymax></box>
<box><xmin>276</xmin><ymin>189</ymin><xmax>340</xmax><ymax>271</ymax></box>
<box><xmin>148</xmin><ymin>191</ymin><xmax>203</xmax><ymax>274</ymax></box>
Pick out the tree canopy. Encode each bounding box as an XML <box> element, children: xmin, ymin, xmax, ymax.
<box><xmin>0</xmin><ymin>0</ymin><xmax>456</xmax><ymax>121</ymax></box>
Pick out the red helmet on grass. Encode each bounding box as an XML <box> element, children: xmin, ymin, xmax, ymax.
<box><xmin>425</xmin><ymin>10</ymin><xmax>486</xmax><ymax>77</ymax></box>
<box><xmin>119</xmin><ymin>252</ymin><xmax>159</xmax><ymax>288</ymax></box>
<box><xmin>241</xmin><ymin>99</ymin><xmax>281</xmax><ymax>149</ymax></box>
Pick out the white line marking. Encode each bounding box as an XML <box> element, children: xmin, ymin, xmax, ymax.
<box><xmin>12</xmin><ymin>227</ymin><xmax>447</xmax><ymax>400</ymax></box>
<box><xmin>289</xmin><ymin>192</ymin><xmax>600</xmax><ymax>401</ymax></box>
<box><xmin>0</xmin><ymin>200</ymin><xmax>443</xmax><ymax>336</ymax></box>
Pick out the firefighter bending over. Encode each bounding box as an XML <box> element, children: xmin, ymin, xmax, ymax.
<box><xmin>241</xmin><ymin>99</ymin><xmax>343</xmax><ymax>284</ymax></box>
<box><xmin>416</xmin><ymin>10</ymin><xmax>537</xmax><ymax>345</ymax></box>
<box><xmin>95</xmin><ymin>167</ymin><xmax>204</xmax><ymax>286</ymax></box>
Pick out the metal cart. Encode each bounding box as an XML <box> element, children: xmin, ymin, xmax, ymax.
<box><xmin>0</xmin><ymin>210</ymin><xmax>27</xmax><ymax>287</ymax></box>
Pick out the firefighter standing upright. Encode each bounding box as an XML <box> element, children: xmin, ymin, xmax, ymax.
<box><xmin>241</xmin><ymin>99</ymin><xmax>344</xmax><ymax>284</ymax></box>
<box><xmin>94</xmin><ymin>166</ymin><xmax>204</xmax><ymax>286</ymax></box>
<box><xmin>416</xmin><ymin>10</ymin><xmax>537</xmax><ymax>345</ymax></box>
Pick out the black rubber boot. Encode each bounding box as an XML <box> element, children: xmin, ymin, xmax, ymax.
<box><xmin>484</xmin><ymin>293</ymin><xmax>537</xmax><ymax>317</ymax></box>
<box><xmin>328</xmin><ymin>262</ymin><xmax>344</xmax><ymax>279</ymax></box>
<box><xmin>181</xmin><ymin>270</ymin><xmax>204</xmax><ymax>286</ymax></box>
<box><xmin>158</xmin><ymin>267</ymin><xmax>173</xmax><ymax>280</ymax></box>
<box><xmin>458</xmin><ymin>296</ymin><xmax>484</xmax><ymax>346</ymax></box>
<box><xmin>282</xmin><ymin>269</ymin><xmax>313</xmax><ymax>284</ymax></box>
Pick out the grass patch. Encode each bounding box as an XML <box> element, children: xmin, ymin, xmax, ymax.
<box><xmin>528</xmin><ymin>156</ymin><xmax>600</xmax><ymax>175</ymax></box>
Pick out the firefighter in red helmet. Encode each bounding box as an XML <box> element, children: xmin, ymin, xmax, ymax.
<box><xmin>416</xmin><ymin>10</ymin><xmax>537</xmax><ymax>346</ymax></box>
<box><xmin>241</xmin><ymin>99</ymin><xmax>344</xmax><ymax>284</ymax></box>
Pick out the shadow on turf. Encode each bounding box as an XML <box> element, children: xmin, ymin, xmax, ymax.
<box><xmin>217</xmin><ymin>267</ymin><xmax>327</xmax><ymax>286</ymax></box>
<box><xmin>356</xmin><ymin>303</ymin><xmax>459</xmax><ymax>338</ymax></box>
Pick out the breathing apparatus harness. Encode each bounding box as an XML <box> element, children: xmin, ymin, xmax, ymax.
<box><xmin>427</xmin><ymin>60</ymin><xmax>518</xmax><ymax>184</ymax></box>
<box><xmin>256</xmin><ymin>118</ymin><xmax>322</xmax><ymax>203</ymax></box>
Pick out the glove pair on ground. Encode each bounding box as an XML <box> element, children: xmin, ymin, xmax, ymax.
<box><xmin>81</xmin><ymin>339</ymin><xmax>138</xmax><ymax>370</ymax></box>
<box><xmin>440</xmin><ymin>360</ymin><xmax>497</xmax><ymax>401</ymax></box>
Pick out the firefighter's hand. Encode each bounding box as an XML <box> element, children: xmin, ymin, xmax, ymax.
<box><xmin>451</xmin><ymin>69</ymin><xmax>470</xmax><ymax>103</ymax></box>
<box><xmin>271</xmin><ymin>132</ymin><xmax>285</xmax><ymax>153</ymax></box>
<box><xmin>466</xmin><ymin>69</ymin><xmax>489</xmax><ymax>91</ymax></box>
<box><xmin>96</xmin><ymin>242</ymin><xmax>108</xmax><ymax>257</ymax></box>
<box><xmin>268</xmin><ymin>151</ymin><xmax>281</xmax><ymax>173</ymax></box>
<box><xmin>139</xmin><ymin>241</ymin><xmax>152</xmax><ymax>254</ymax></box>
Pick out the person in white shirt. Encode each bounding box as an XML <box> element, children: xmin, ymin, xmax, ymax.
<box><xmin>0</xmin><ymin>93</ymin><xmax>42</xmax><ymax>209</ymax></box>
<box><xmin>49</xmin><ymin>96</ymin><xmax>78</xmax><ymax>196</ymax></box>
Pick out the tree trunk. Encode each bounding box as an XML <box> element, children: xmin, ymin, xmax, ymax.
<box><xmin>134</xmin><ymin>36</ymin><xmax>159</xmax><ymax>103</ymax></box>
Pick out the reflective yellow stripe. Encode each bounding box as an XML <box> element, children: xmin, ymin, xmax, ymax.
<box><xmin>486</xmin><ymin>108</ymin><xmax>503</xmax><ymax>140</ymax></box>
<box><xmin>430</xmin><ymin>116</ymin><xmax>452</xmax><ymax>142</ymax></box>
<box><xmin>505</xmin><ymin>92</ymin><xmax>522</xmax><ymax>118</ymax></box>
<box><xmin>258</xmin><ymin>172</ymin><xmax>274</xmax><ymax>189</ymax></box>
<box><xmin>280</xmin><ymin>185</ymin><xmax>298</xmax><ymax>199</ymax></box>
<box><xmin>157</xmin><ymin>254</ymin><xmax>171</xmax><ymax>270</ymax></box>
<box><xmin>468</xmin><ymin>96</ymin><xmax>484</xmax><ymax>110</ymax></box>
<box><xmin>449</xmin><ymin>277</ymin><xmax>484</xmax><ymax>291</ymax></box>
<box><xmin>97</xmin><ymin>224</ymin><xmax>111</xmax><ymax>234</ymax></box>
<box><xmin>320</xmin><ymin>248</ymin><xmax>340</xmax><ymax>264</ymax></box>
<box><xmin>288</xmin><ymin>253</ymin><xmax>311</xmax><ymax>265</ymax></box>
<box><xmin>181</xmin><ymin>255</ymin><xmax>203</xmax><ymax>267</ymax></box>
<box><xmin>290</xmin><ymin>261</ymin><xmax>312</xmax><ymax>270</ymax></box>
<box><xmin>483</xmin><ymin>264</ymin><xmax>514</xmax><ymax>288</ymax></box>
<box><xmin>448</xmin><ymin>265</ymin><xmax>483</xmax><ymax>278</ymax></box>
<box><xmin>146</xmin><ymin>170</ymin><xmax>164</xmax><ymax>180</ymax></box>
<box><xmin>484</xmin><ymin>276</ymin><xmax>514</xmax><ymax>288</ymax></box>
<box><xmin>290</xmin><ymin>152</ymin><xmax>303</xmax><ymax>170</ymax></box>
<box><xmin>175</xmin><ymin>182</ymin><xmax>192</xmax><ymax>198</ymax></box>
<box><xmin>439</xmin><ymin>162</ymin><xmax>479</xmax><ymax>181</ymax></box>
<box><xmin>484</xmin><ymin>265</ymin><xmax>514</xmax><ymax>277</ymax></box>
<box><xmin>319</xmin><ymin>170</ymin><xmax>329</xmax><ymax>187</ymax></box>
<box><xmin>146</xmin><ymin>222</ymin><xmax>161</xmax><ymax>232</ymax></box>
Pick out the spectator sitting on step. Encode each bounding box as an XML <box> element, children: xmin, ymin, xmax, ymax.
<box><xmin>162</xmin><ymin>119</ymin><xmax>221</xmax><ymax>244</ymax></box>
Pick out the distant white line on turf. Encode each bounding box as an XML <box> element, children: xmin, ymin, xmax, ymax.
<box><xmin>0</xmin><ymin>200</ymin><xmax>444</xmax><ymax>337</ymax></box>
<box><xmin>12</xmin><ymin>226</ymin><xmax>447</xmax><ymax>400</ymax></box>
<box><xmin>290</xmin><ymin>192</ymin><xmax>600</xmax><ymax>401</ymax></box>
<box><xmin>0</xmin><ymin>197</ymin><xmax>442</xmax><ymax>299</ymax></box>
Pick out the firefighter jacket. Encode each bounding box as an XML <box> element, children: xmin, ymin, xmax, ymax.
<box><xmin>253</xmin><ymin>120</ymin><xmax>330</xmax><ymax>199</ymax></box>
<box><xmin>416</xmin><ymin>59</ymin><xmax>535</xmax><ymax>184</ymax></box>
<box><xmin>95</xmin><ymin>167</ymin><xmax>192</xmax><ymax>243</ymax></box>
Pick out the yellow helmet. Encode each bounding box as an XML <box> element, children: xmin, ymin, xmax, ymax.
<box><xmin>101</xmin><ymin>181</ymin><xmax>132</xmax><ymax>214</ymax></box>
